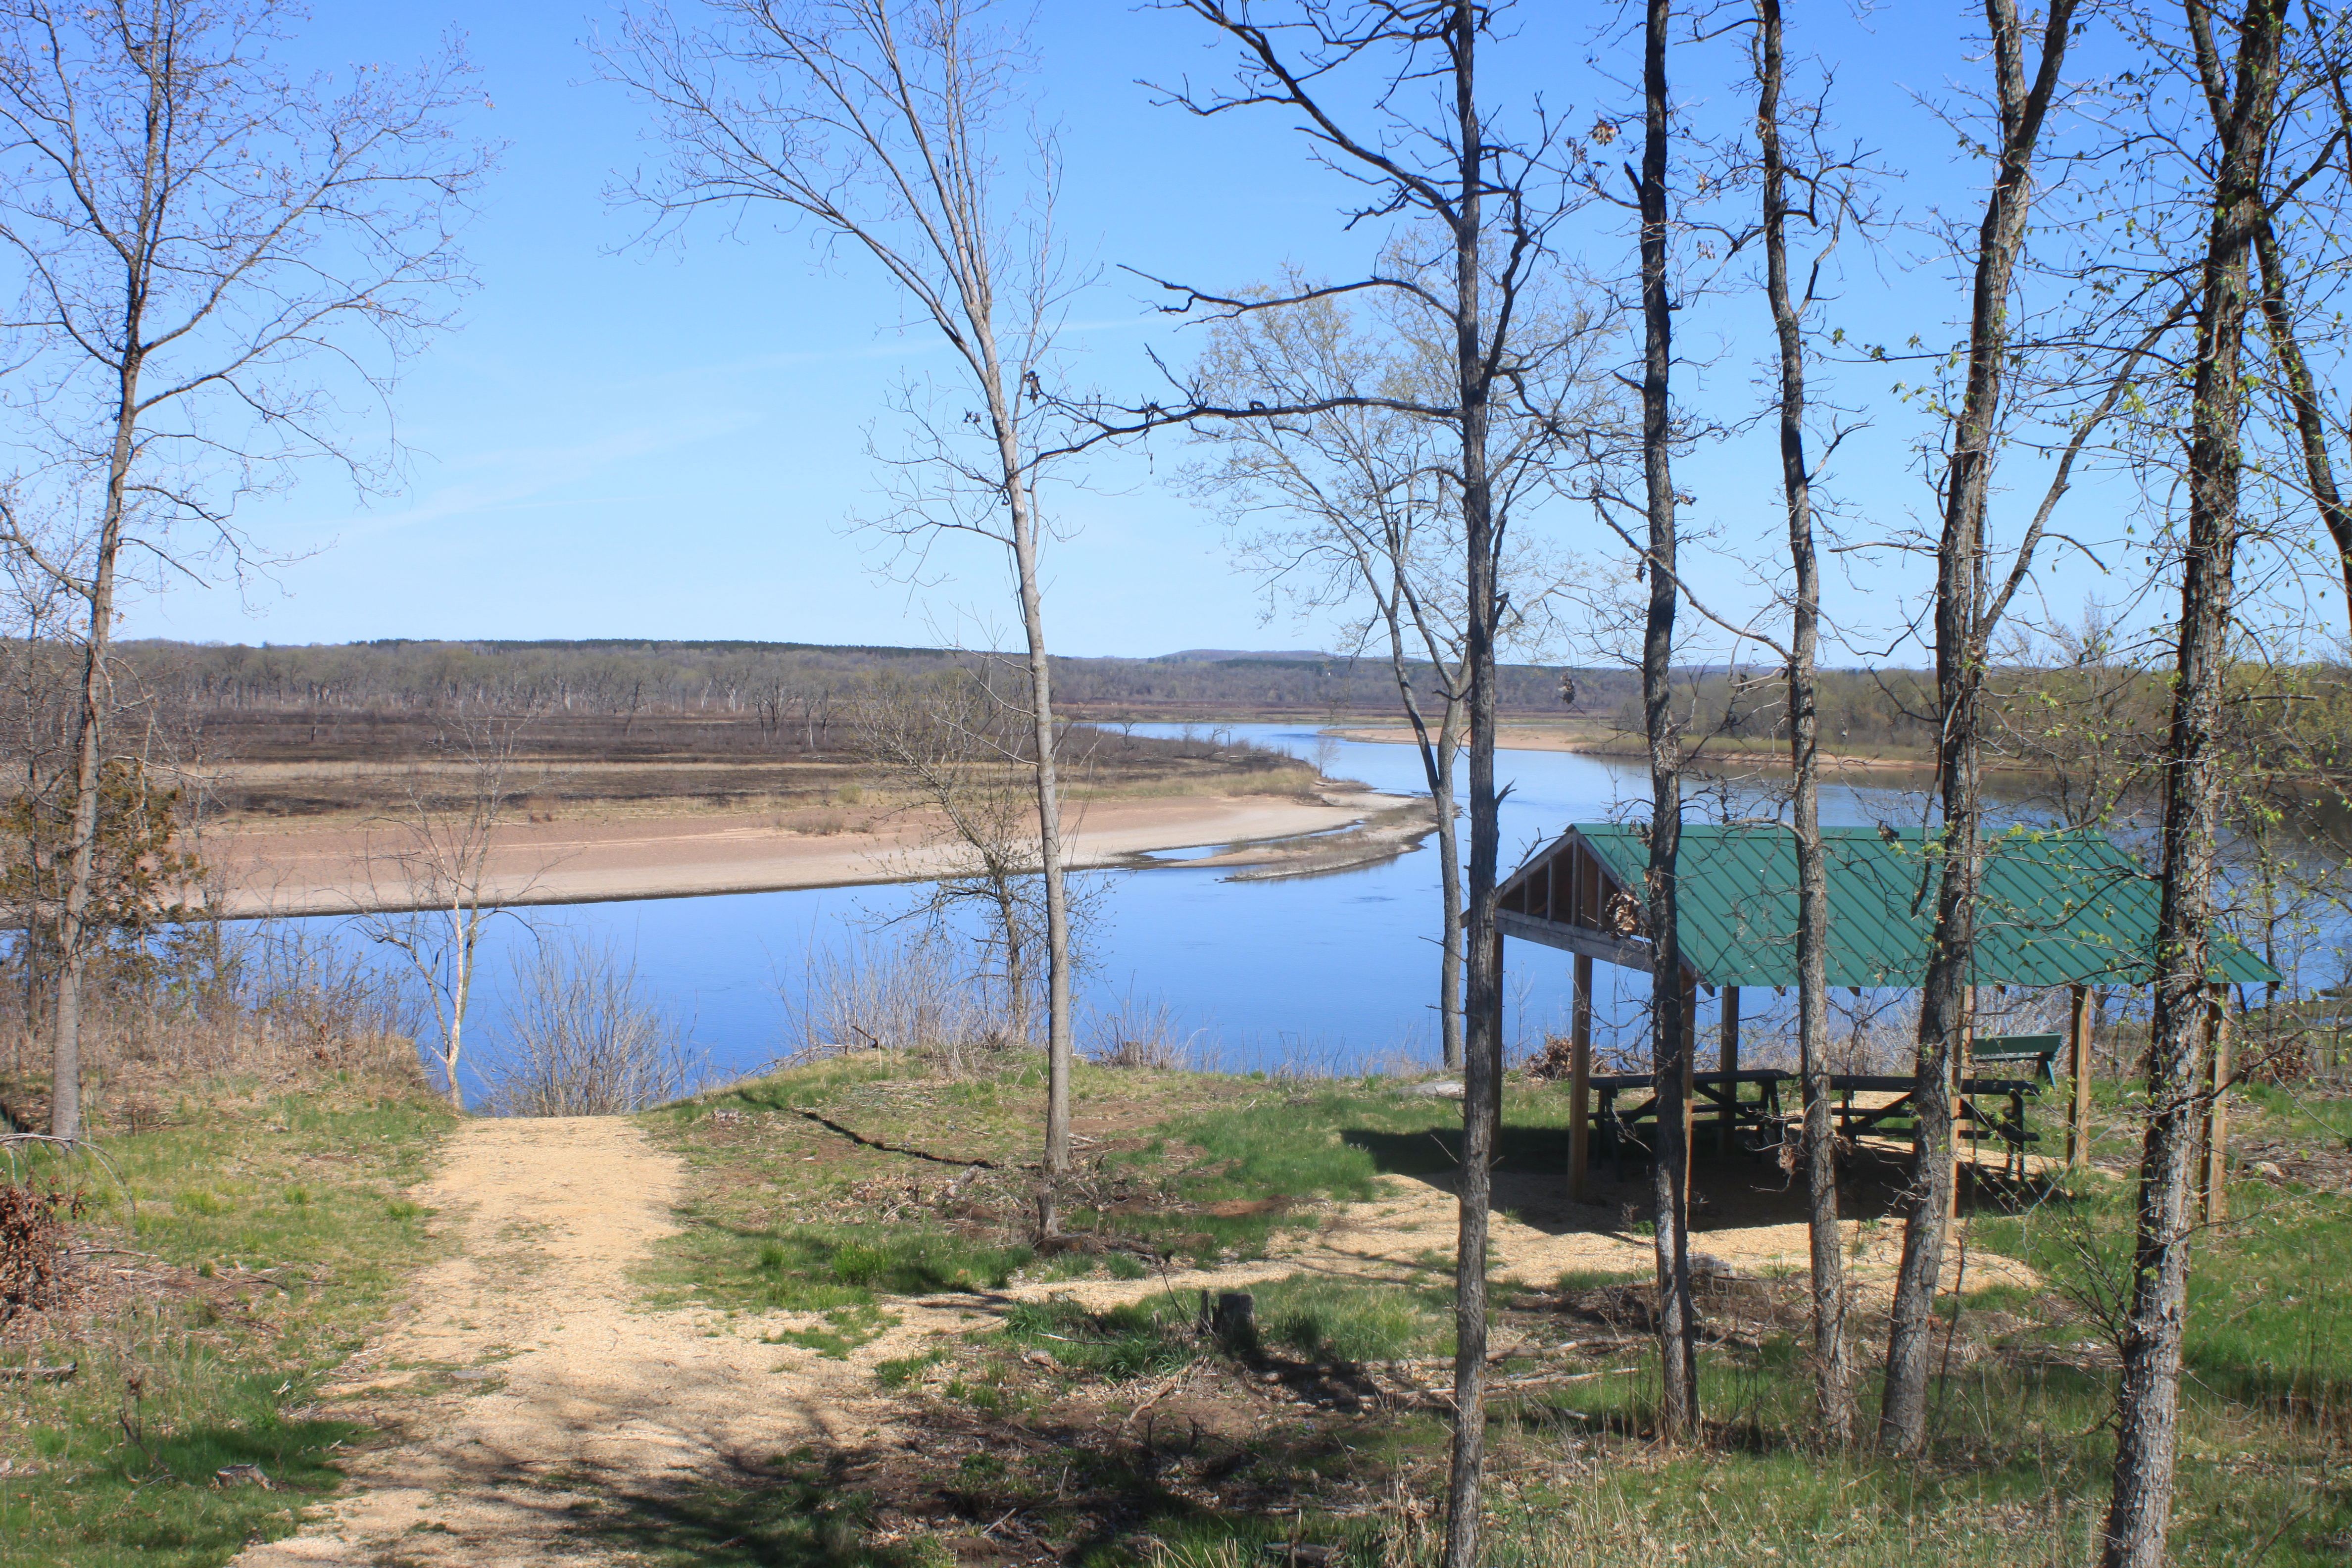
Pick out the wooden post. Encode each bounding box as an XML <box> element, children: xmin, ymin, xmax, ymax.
<box><xmin>1947</xmin><ymin>984</ymin><xmax>1974</xmax><ymax>1229</ymax></box>
<box><xmin>1491</xmin><ymin>928</ymin><xmax>1507</xmax><ymax>1125</ymax></box>
<box><xmin>2067</xmin><ymin>983</ymin><xmax>2092</xmax><ymax>1169</ymax></box>
<box><xmin>1718</xmin><ymin>985</ymin><xmax>1739</xmax><ymax>1154</ymax></box>
<box><xmin>1569</xmin><ymin>953</ymin><xmax>1593</xmax><ymax>1203</ymax></box>
<box><xmin>2198</xmin><ymin>983</ymin><xmax>2232</xmax><ymax>1224</ymax></box>
<box><xmin>1680</xmin><ymin>973</ymin><xmax>1697</xmax><ymax>1185</ymax></box>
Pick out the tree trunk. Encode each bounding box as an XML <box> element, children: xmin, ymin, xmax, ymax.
<box><xmin>1638</xmin><ymin>0</ymin><xmax>1699</xmax><ymax>1441</ymax></box>
<box><xmin>2104</xmin><ymin>5</ymin><xmax>2283</xmax><ymax>1561</ymax></box>
<box><xmin>48</xmin><ymin>352</ymin><xmax>141</xmax><ymax>1141</ymax></box>
<box><xmin>1381</xmin><ymin>557</ymin><xmax>1466</xmax><ymax>1071</ymax></box>
<box><xmin>986</xmin><ymin>413</ymin><xmax>1071</xmax><ymax>1235</ymax></box>
<box><xmin>1881</xmin><ymin>0</ymin><xmax>2077</xmax><ymax>1454</ymax></box>
<box><xmin>1755</xmin><ymin>0</ymin><xmax>1851</xmax><ymax>1446</ymax></box>
<box><xmin>1443</xmin><ymin>1</ymin><xmax>1500</xmax><ymax>1561</ymax></box>
<box><xmin>444</xmin><ymin>899</ymin><xmax>472</xmax><ymax>1112</ymax></box>
<box><xmin>1636</xmin><ymin>0</ymin><xmax>1694</xmax><ymax>1412</ymax></box>
<box><xmin>1431</xmin><ymin>698</ymin><xmax>1464</xmax><ymax>1072</ymax></box>
<box><xmin>999</xmin><ymin>882</ymin><xmax>1029</xmax><ymax>1047</ymax></box>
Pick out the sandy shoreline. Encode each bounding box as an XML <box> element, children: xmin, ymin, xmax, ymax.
<box><xmin>211</xmin><ymin>787</ymin><xmax>1422</xmax><ymax>917</ymax></box>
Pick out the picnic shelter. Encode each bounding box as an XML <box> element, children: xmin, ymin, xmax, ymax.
<box><xmin>1493</xmin><ymin>823</ymin><xmax>2281</xmax><ymax>1209</ymax></box>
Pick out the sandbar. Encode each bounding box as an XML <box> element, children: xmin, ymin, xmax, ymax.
<box><xmin>209</xmin><ymin>788</ymin><xmax>1420</xmax><ymax>917</ymax></box>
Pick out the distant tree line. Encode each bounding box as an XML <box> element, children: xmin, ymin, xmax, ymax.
<box><xmin>1623</xmin><ymin>654</ymin><xmax>2352</xmax><ymax>790</ymax></box>
<box><xmin>1609</xmin><ymin>667</ymin><xmax>1941</xmax><ymax>754</ymax></box>
<box><xmin>110</xmin><ymin>638</ymin><xmax>1625</xmax><ymax>732</ymax></box>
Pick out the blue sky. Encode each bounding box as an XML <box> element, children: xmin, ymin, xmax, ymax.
<box><xmin>116</xmin><ymin>2</ymin><xmax>2291</xmax><ymax>667</ymax></box>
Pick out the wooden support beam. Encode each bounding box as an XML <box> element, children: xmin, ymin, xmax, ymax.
<box><xmin>1681</xmin><ymin>973</ymin><xmax>1697</xmax><ymax>1184</ymax></box>
<box><xmin>2067</xmin><ymin>983</ymin><xmax>2092</xmax><ymax>1169</ymax></box>
<box><xmin>1718</xmin><ymin>985</ymin><xmax>1740</xmax><ymax>1155</ymax></box>
<box><xmin>2198</xmin><ymin>983</ymin><xmax>2232</xmax><ymax>1224</ymax></box>
<box><xmin>1947</xmin><ymin>985</ymin><xmax>1974</xmax><ymax>1231</ymax></box>
<box><xmin>1493</xmin><ymin>910</ymin><xmax>1654</xmax><ymax>972</ymax></box>
<box><xmin>1569</xmin><ymin>953</ymin><xmax>1593</xmax><ymax>1204</ymax></box>
<box><xmin>1490</xmin><ymin>927</ymin><xmax>1507</xmax><ymax>1125</ymax></box>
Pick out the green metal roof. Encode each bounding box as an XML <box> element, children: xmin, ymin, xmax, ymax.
<box><xmin>1513</xmin><ymin>823</ymin><xmax>2280</xmax><ymax>989</ymax></box>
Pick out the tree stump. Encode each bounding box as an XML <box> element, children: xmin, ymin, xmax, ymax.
<box><xmin>1198</xmin><ymin>1289</ymin><xmax>1256</xmax><ymax>1350</ymax></box>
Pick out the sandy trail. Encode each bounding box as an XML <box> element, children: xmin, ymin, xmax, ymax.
<box><xmin>239</xmin><ymin>1118</ymin><xmax>2028</xmax><ymax>1564</ymax></box>
<box><xmin>235</xmin><ymin>1117</ymin><xmax>925</xmax><ymax>1567</ymax></box>
<box><xmin>1005</xmin><ymin>1162</ymin><xmax>2038</xmax><ymax>1317</ymax></box>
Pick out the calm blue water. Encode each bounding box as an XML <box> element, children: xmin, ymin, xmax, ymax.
<box><xmin>278</xmin><ymin>725</ymin><xmax>1959</xmax><ymax>1094</ymax></box>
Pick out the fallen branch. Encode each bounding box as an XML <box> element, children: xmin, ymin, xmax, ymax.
<box><xmin>0</xmin><ymin>1363</ymin><xmax>76</xmax><ymax>1381</ymax></box>
<box><xmin>1493</xmin><ymin>1366</ymin><xmax>1642</xmax><ymax>1388</ymax></box>
<box><xmin>788</xmin><ymin>1109</ymin><xmax>998</xmax><ymax>1169</ymax></box>
<box><xmin>0</xmin><ymin>1134</ymin><xmax>137</xmax><ymax>1222</ymax></box>
<box><xmin>1124</xmin><ymin>1366</ymin><xmax>1193</xmax><ymax>1425</ymax></box>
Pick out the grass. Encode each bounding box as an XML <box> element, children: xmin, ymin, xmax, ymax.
<box><xmin>637</xmin><ymin>1054</ymin><xmax>1489</xmax><ymax>1313</ymax></box>
<box><xmin>639</xmin><ymin>1051</ymin><xmax>1604</xmax><ymax>1315</ymax></box>
<box><xmin>1251</xmin><ymin>1273</ymin><xmax>1449</xmax><ymax>1364</ymax></box>
<box><xmin>638</xmin><ymin>1051</ymin><xmax>2352</xmax><ymax>1566</ymax></box>
<box><xmin>999</xmin><ymin>1296</ymin><xmax>1201</xmax><ymax>1381</ymax></box>
<box><xmin>637</xmin><ymin>1057</ymin><xmax>1075</xmax><ymax>1311</ymax></box>
<box><xmin>764</xmin><ymin>1303</ymin><xmax>899</xmax><ymax>1359</ymax></box>
<box><xmin>1445</xmin><ymin>1124</ymin><xmax>2352</xmax><ymax>1568</ymax></box>
<box><xmin>0</xmin><ymin>1066</ymin><xmax>454</xmax><ymax>1568</ymax></box>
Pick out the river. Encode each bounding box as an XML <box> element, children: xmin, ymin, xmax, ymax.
<box><xmin>283</xmin><ymin>724</ymin><xmax>1997</xmax><ymax>1094</ymax></box>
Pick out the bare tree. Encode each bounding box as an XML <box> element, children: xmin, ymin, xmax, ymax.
<box><xmin>1110</xmin><ymin>7</ymin><xmax>1601</xmax><ymax>1556</ymax></box>
<box><xmin>350</xmin><ymin>719</ymin><xmax>549</xmax><ymax>1111</ymax></box>
<box><xmin>1753</xmin><ymin>0</ymin><xmax>1858</xmax><ymax>1446</ymax></box>
<box><xmin>607</xmin><ymin>0</ymin><xmax>1085</xmax><ymax>1228</ymax></box>
<box><xmin>1076</xmin><ymin>6</ymin><xmax>1629</xmax><ymax>1549</ymax></box>
<box><xmin>852</xmin><ymin>666</ymin><xmax>1085</xmax><ymax>1047</ymax></box>
<box><xmin>1627</xmin><ymin>0</ymin><xmax>1705</xmax><ymax>1442</ymax></box>
<box><xmin>1185</xmin><ymin>281</ymin><xmax>1608</xmax><ymax>1070</ymax></box>
<box><xmin>489</xmin><ymin>931</ymin><xmax>708</xmax><ymax>1117</ymax></box>
<box><xmin>0</xmin><ymin>0</ymin><xmax>483</xmax><ymax>1138</ymax></box>
<box><xmin>1879</xmin><ymin>0</ymin><xmax>2084</xmax><ymax>1455</ymax></box>
<box><xmin>2105</xmin><ymin>2</ymin><xmax>2289</xmax><ymax>1559</ymax></box>
<box><xmin>0</xmin><ymin>565</ymin><xmax>74</xmax><ymax>1070</ymax></box>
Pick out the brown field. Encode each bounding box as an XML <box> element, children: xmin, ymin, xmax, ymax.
<box><xmin>184</xmin><ymin>711</ymin><xmax>1318</xmax><ymax>827</ymax></box>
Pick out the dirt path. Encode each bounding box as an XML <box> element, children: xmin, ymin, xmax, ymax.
<box><xmin>235</xmin><ymin>1117</ymin><xmax>928</xmax><ymax>1566</ymax></box>
<box><xmin>973</xmin><ymin>1163</ymin><xmax>2038</xmax><ymax>1318</ymax></box>
<box><xmin>238</xmin><ymin>1117</ymin><xmax>2032</xmax><ymax>1564</ymax></box>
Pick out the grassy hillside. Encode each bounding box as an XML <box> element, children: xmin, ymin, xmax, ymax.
<box><xmin>0</xmin><ymin>1057</ymin><xmax>452</xmax><ymax>1568</ymax></box>
<box><xmin>630</xmin><ymin>1051</ymin><xmax>2352</xmax><ymax>1568</ymax></box>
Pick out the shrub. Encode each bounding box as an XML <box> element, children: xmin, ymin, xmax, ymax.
<box><xmin>487</xmin><ymin>933</ymin><xmax>708</xmax><ymax>1116</ymax></box>
<box><xmin>0</xmin><ymin>1182</ymin><xmax>79</xmax><ymax>1313</ymax></box>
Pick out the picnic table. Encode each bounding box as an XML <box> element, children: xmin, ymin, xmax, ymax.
<box><xmin>1576</xmin><ymin>1066</ymin><xmax>2045</xmax><ymax>1178</ymax></box>
<box><xmin>1825</xmin><ymin>1073</ymin><xmax>2044</xmax><ymax>1176</ymax></box>
<box><xmin>1586</xmin><ymin>1068</ymin><xmax>1790</xmax><ymax>1169</ymax></box>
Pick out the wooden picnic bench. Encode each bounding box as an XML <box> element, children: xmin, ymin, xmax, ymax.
<box><xmin>1585</xmin><ymin>1068</ymin><xmax>1791</xmax><ymax>1173</ymax></box>
<box><xmin>1572</xmin><ymin>1066</ymin><xmax>2046</xmax><ymax>1179</ymax></box>
<box><xmin>1825</xmin><ymin>1072</ymin><xmax>2044</xmax><ymax>1177</ymax></box>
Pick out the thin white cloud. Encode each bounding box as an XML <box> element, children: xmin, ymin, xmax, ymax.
<box><xmin>303</xmin><ymin>404</ymin><xmax>766</xmax><ymax>543</ymax></box>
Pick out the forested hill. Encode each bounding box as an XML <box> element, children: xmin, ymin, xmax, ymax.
<box><xmin>116</xmin><ymin>637</ymin><xmax>1630</xmax><ymax>720</ymax></box>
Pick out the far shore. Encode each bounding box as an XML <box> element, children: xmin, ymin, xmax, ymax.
<box><xmin>1325</xmin><ymin>724</ymin><xmax>1941</xmax><ymax>773</ymax></box>
<box><xmin>209</xmin><ymin>787</ymin><xmax>1426</xmax><ymax>918</ymax></box>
